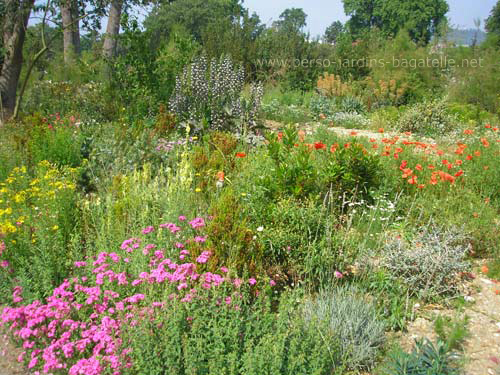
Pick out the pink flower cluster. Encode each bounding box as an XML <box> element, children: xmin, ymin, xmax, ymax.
<box><xmin>1</xmin><ymin>217</ymin><xmax>268</xmax><ymax>374</ymax></box>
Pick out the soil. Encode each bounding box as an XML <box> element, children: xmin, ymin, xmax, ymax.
<box><xmin>398</xmin><ymin>266</ymin><xmax>500</xmax><ymax>375</ymax></box>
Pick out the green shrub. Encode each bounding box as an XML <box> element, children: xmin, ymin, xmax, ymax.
<box><xmin>309</xmin><ymin>95</ymin><xmax>335</xmax><ymax>120</ymax></box>
<box><xmin>397</xmin><ymin>100</ymin><xmax>457</xmax><ymax>135</ymax></box>
<box><xmin>340</xmin><ymin>96</ymin><xmax>366</xmax><ymax>114</ymax></box>
<box><xmin>380</xmin><ymin>339</ymin><xmax>461</xmax><ymax>375</ymax></box>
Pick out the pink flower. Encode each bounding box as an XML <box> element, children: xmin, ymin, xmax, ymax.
<box><xmin>142</xmin><ymin>226</ymin><xmax>154</xmax><ymax>234</ymax></box>
<box><xmin>248</xmin><ymin>278</ymin><xmax>257</xmax><ymax>286</ymax></box>
<box><xmin>196</xmin><ymin>251</ymin><xmax>211</xmax><ymax>264</ymax></box>
<box><xmin>220</xmin><ymin>267</ymin><xmax>229</xmax><ymax>273</ymax></box>
<box><xmin>334</xmin><ymin>271</ymin><xmax>343</xmax><ymax>279</ymax></box>
<box><xmin>233</xmin><ymin>279</ymin><xmax>243</xmax><ymax>288</ymax></box>
<box><xmin>225</xmin><ymin>297</ymin><xmax>232</xmax><ymax>305</ymax></box>
<box><xmin>269</xmin><ymin>280</ymin><xmax>276</xmax><ymax>287</ymax></box>
<box><xmin>28</xmin><ymin>357</ymin><xmax>38</xmax><ymax>369</ymax></box>
<box><xmin>189</xmin><ymin>217</ymin><xmax>205</xmax><ymax>229</ymax></box>
<box><xmin>178</xmin><ymin>216</ymin><xmax>186</xmax><ymax>221</ymax></box>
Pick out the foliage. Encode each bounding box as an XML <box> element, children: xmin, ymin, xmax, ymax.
<box><xmin>382</xmin><ymin>226</ymin><xmax>471</xmax><ymax>300</ymax></box>
<box><xmin>397</xmin><ymin>100</ymin><xmax>456</xmax><ymax>135</ymax></box>
<box><xmin>263</xmin><ymin>126</ymin><xmax>382</xmax><ymax>201</ymax></box>
<box><xmin>317</xmin><ymin>73</ymin><xmax>352</xmax><ymax>98</ymax></box>
<box><xmin>380</xmin><ymin>339</ymin><xmax>461</xmax><ymax>375</ymax></box>
<box><xmin>434</xmin><ymin>315</ymin><xmax>469</xmax><ymax>352</ymax></box>
<box><xmin>340</xmin><ymin>96</ymin><xmax>365</xmax><ymax>114</ymax></box>
<box><xmin>324</xmin><ymin>21</ymin><xmax>345</xmax><ymax>45</ymax></box>
<box><xmin>486</xmin><ymin>0</ymin><xmax>500</xmax><ymax>36</ymax></box>
<box><xmin>302</xmin><ymin>286</ymin><xmax>386</xmax><ymax>370</ymax></box>
<box><xmin>343</xmin><ymin>0</ymin><xmax>449</xmax><ymax>43</ymax></box>
<box><xmin>0</xmin><ymin>161</ymin><xmax>78</xmax><ymax>300</ymax></box>
<box><xmin>169</xmin><ymin>55</ymin><xmax>263</xmax><ymax>134</ymax></box>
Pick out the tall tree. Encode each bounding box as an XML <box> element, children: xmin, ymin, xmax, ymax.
<box><xmin>342</xmin><ymin>0</ymin><xmax>449</xmax><ymax>43</ymax></box>
<box><xmin>486</xmin><ymin>0</ymin><xmax>500</xmax><ymax>36</ymax></box>
<box><xmin>0</xmin><ymin>0</ymin><xmax>35</xmax><ymax>122</ymax></box>
<box><xmin>273</xmin><ymin>8</ymin><xmax>307</xmax><ymax>34</ymax></box>
<box><xmin>324</xmin><ymin>21</ymin><xmax>344</xmax><ymax>44</ymax></box>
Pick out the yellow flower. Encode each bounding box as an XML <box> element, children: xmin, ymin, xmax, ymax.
<box><xmin>195</xmin><ymin>188</ymin><xmax>202</xmax><ymax>193</ymax></box>
<box><xmin>52</xmin><ymin>225</ymin><xmax>59</xmax><ymax>231</ymax></box>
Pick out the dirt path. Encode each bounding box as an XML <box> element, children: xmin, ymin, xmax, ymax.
<box><xmin>402</xmin><ymin>269</ymin><xmax>500</xmax><ymax>375</ymax></box>
<box><xmin>0</xmin><ymin>332</ymin><xmax>26</xmax><ymax>375</ymax></box>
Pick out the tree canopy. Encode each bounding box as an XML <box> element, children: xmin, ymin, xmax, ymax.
<box><xmin>343</xmin><ymin>0</ymin><xmax>449</xmax><ymax>43</ymax></box>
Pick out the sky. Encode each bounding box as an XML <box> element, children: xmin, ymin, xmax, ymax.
<box><xmin>245</xmin><ymin>0</ymin><xmax>498</xmax><ymax>38</ymax></box>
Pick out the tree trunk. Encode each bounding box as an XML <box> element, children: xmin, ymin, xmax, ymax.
<box><xmin>71</xmin><ymin>0</ymin><xmax>80</xmax><ymax>54</ymax></box>
<box><xmin>61</xmin><ymin>0</ymin><xmax>80</xmax><ymax>63</ymax></box>
<box><xmin>0</xmin><ymin>0</ymin><xmax>34</xmax><ymax>122</ymax></box>
<box><xmin>102</xmin><ymin>0</ymin><xmax>123</xmax><ymax>59</ymax></box>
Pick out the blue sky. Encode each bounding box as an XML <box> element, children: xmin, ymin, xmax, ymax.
<box><xmin>245</xmin><ymin>0</ymin><xmax>498</xmax><ymax>37</ymax></box>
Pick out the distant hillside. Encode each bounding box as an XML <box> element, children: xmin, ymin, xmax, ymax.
<box><xmin>448</xmin><ymin>28</ymin><xmax>487</xmax><ymax>46</ymax></box>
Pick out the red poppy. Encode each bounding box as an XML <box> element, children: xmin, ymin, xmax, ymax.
<box><xmin>481</xmin><ymin>138</ymin><xmax>490</xmax><ymax>147</ymax></box>
<box><xmin>350</xmin><ymin>131</ymin><xmax>358</xmax><ymax>136</ymax></box>
<box><xmin>485</xmin><ymin>124</ymin><xmax>492</xmax><ymax>129</ymax></box>
<box><xmin>454</xmin><ymin>170</ymin><xmax>464</xmax><ymax>178</ymax></box>
<box><xmin>378</xmin><ymin>128</ymin><xmax>384</xmax><ymax>133</ymax></box>
<box><xmin>330</xmin><ymin>144</ymin><xmax>339</xmax><ymax>153</ymax></box>
<box><xmin>418</xmin><ymin>184</ymin><xmax>425</xmax><ymax>189</ymax></box>
<box><xmin>466</xmin><ymin>155</ymin><xmax>473</xmax><ymax>161</ymax></box>
<box><xmin>314</xmin><ymin>142</ymin><xmax>326</xmax><ymax>150</ymax></box>
<box><xmin>399</xmin><ymin>160</ymin><xmax>408</xmax><ymax>171</ymax></box>
<box><xmin>415</xmin><ymin>164</ymin><xmax>423</xmax><ymax>171</ymax></box>
<box><xmin>463</xmin><ymin>129</ymin><xmax>474</xmax><ymax>135</ymax></box>
<box><xmin>408</xmin><ymin>175</ymin><xmax>418</xmax><ymax>185</ymax></box>
<box><xmin>235</xmin><ymin>152</ymin><xmax>247</xmax><ymax>158</ymax></box>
